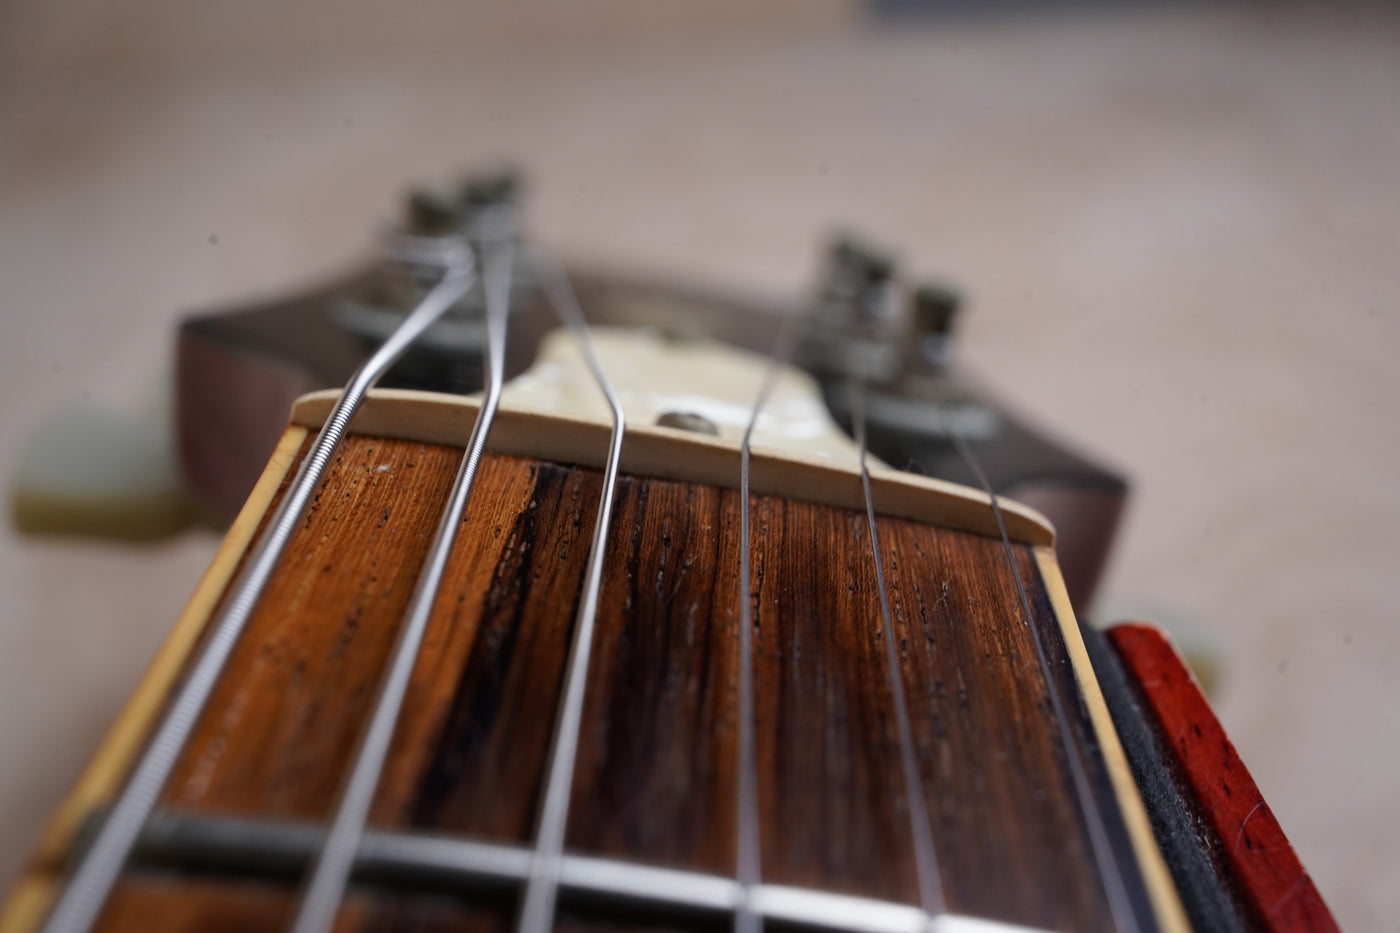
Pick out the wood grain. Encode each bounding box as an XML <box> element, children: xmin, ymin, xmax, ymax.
<box><xmin>160</xmin><ymin>437</ymin><xmax>464</xmax><ymax>819</ymax></box>
<box><xmin>564</xmin><ymin>474</ymin><xmax>741</xmax><ymax>876</ymax></box>
<box><xmin>24</xmin><ymin>432</ymin><xmax>1164</xmax><ymax>932</ymax></box>
<box><xmin>375</xmin><ymin>458</ymin><xmax>598</xmax><ymax>842</ymax></box>
<box><xmin>289</xmin><ymin>389</ymin><xmax>1056</xmax><ymax>548</ymax></box>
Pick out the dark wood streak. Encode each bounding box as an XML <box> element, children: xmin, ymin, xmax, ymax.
<box><xmin>565</xmin><ymin>477</ymin><xmax>740</xmax><ymax>876</ymax></box>
<box><xmin>752</xmin><ymin>493</ymin><xmax>921</xmax><ymax>904</ymax></box>
<box><xmin>393</xmin><ymin>459</ymin><xmax>595</xmax><ymax>840</ymax></box>
<box><xmin>87</xmin><ymin>434</ymin><xmax>1144</xmax><ymax>932</ymax></box>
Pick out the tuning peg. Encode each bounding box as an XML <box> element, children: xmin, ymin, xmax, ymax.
<box><xmin>906</xmin><ymin>282</ymin><xmax>961</xmax><ymax>375</ymax></box>
<box><xmin>458</xmin><ymin>168</ymin><xmax>522</xmax><ymax>210</ymax></box>
<box><xmin>800</xmin><ymin>232</ymin><xmax>903</xmax><ymax>380</ymax></box>
<box><xmin>404</xmin><ymin>185</ymin><xmax>461</xmax><ymax>236</ymax></box>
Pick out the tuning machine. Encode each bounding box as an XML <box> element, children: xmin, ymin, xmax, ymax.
<box><xmin>797</xmin><ymin>234</ymin><xmax>904</xmax><ymax>381</ymax></box>
<box><xmin>799</xmin><ymin>235</ymin><xmax>999</xmax><ymax>444</ymax></box>
<box><xmin>332</xmin><ymin>169</ymin><xmax>540</xmax><ymax>392</ymax></box>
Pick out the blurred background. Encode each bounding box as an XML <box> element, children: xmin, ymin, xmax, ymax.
<box><xmin>1</xmin><ymin>0</ymin><xmax>1397</xmax><ymax>928</ymax></box>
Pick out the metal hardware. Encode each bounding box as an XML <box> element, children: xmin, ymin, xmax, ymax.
<box><xmin>906</xmin><ymin>282</ymin><xmax>960</xmax><ymax>376</ymax></box>
<box><xmin>798</xmin><ymin>235</ymin><xmax>905</xmax><ymax>381</ymax></box>
<box><xmin>73</xmin><ymin>810</ymin><xmax>1050</xmax><ymax>933</ymax></box>
<box><xmin>515</xmin><ymin>253</ymin><xmax>627</xmax><ymax>933</ymax></box>
<box><xmin>655</xmin><ymin>410</ymin><xmax>720</xmax><ymax>435</ymax></box>
<box><xmin>288</xmin><ymin>228</ymin><xmax>512</xmax><ymax>933</ymax></box>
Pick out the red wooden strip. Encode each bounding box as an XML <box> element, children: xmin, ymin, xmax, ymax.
<box><xmin>1107</xmin><ymin>623</ymin><xmax>1338</xmax><ymax>933</ymax></box>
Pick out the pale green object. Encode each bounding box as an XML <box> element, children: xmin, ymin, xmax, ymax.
<box><xmin>1094</xmin><ymin>600</ymin><xmax>1223</xmax><ymax>699</ymax></box>
<box><xmin>10</xmin><ymin>403</ymin><xmax>197</xmax><ymax>541</ymax></box>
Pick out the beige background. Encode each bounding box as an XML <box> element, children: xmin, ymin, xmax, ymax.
<box><xmin>2</xmin><ymin>2</ymin><xmax>1397</xmax><ymax>928</ymax></box>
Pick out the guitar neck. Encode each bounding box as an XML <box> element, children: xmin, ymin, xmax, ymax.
<box><xmin>8</xmin><ymin>391</ymin><xmax>1185</xmax><ymax>933</ymax></box>
<box><xmin>3</xmin><ymin>188</ymin><xmax>1335</xmax><ymax>933</ymax></box>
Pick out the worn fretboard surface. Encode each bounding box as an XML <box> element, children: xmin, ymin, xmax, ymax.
<box><xmin>72</xmin><ymin>433</ymin><xmax>1145</xmax><ymax>932</ymax></box>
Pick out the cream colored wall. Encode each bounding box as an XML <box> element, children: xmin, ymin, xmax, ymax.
<box><xmin>2</xmin><ymin>2</ymin><xmax>1397</xmax><ymax>928</ymax></box>
<box><xmin>0</xmin><ymin>0</ymin><xmax>852</xmax><ymax>81</ymax></box>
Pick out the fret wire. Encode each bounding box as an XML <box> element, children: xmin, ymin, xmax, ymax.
<box><xmin>935</xmin><ymin>414</ymin><xmax>1140</xmax><ymax>933</ymax></box>
<box><xmin>99</xmin><ymin>807</ymin><xmax>1056</xmax><ymax>933</ymax></box>
<box><xmin>848</xmin><ymin>376</ymin><xmax>947</xmax><ymax>920</ymax></box>
<box><xmin>735</xmin><ymin>309</ymin><xmax>802</xmax><ymax>933</ymax></box>
<box><xmin>37</xmin><ymin>256</ymin><xmax>475</xmax><ymax>933</ymax></box>
<box><xmin>288</xmin><ymin>228</ymin><xmax>514</xmax><ymax>933</ymax></box>
<box><xmin>514</xmin><ymin>254</ymin><xmax>627</xmax><ymax>933</ymax></box>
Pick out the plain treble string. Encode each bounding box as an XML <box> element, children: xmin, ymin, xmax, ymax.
<box><xmin>735</xmin><ymin>309</ymin><xmax>803</xmax><ymax>933</ymax></box>
<box><xmin>288</xmin><ymin>226</ymin><xmax>514</xmax><ymax>933</ymax></box>
<box><xmin>848</xmin><ymin>375</ymin><xmax>948</xmax><ymax>922</ymax></box>
<box><xmin>39</xmin><ymin>248</ymin><xmax>476</xmax><ymax>933</ymax></box>
<box><xmin>937</xmin><ymin>411</ymin><xmax>1142</xmax><ymax>933</ymax></box>
<box><xmin>514</xmin><ymin>253</ymin><xmax>627</xmax><ymax>933</ymax></box>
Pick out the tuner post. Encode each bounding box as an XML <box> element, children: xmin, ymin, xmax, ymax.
<box><xmin>404</xmin><ymin>185</ymin><xmax>461</xmax><ymax>237</ymax></box>
<box><xmin>906</xmin><ymin>282</ymin><xmax>960</xmax><ymax>377</ymax></box>
<box><xmin>798</xmin><ymin>233</ymin><xmax>905</xmax><ymax>382</ymax></box>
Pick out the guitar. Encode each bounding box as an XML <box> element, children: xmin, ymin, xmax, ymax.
<box><xmin>2</xmin><ymin>174</ymin><xmax>1334</xmax><ymax>932</ymax></box>
<box><xmin>13</xmin><ymin>176</ymin><xmax>1125</xmax><ymax>616</ymax></box>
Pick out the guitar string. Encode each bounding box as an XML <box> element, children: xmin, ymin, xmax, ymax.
<box><xmin>88</xmin><ymin>804</ymin><xmax>1022</xmax><ymax>933</ymax></box>
<box><xmin>514</xmin><ymin>252</ymin><xmax>628</xmax><ymax>933</ymax></box>
<box><xmin>936</xmin><ymin>413</ymin><xmax>1141</xmax><ymax>933</ymax></box>
<box><xmin>50</xmin><ymin>233</ymin><xmax>1140</xmax><ymax>933</ymax></box>
<box><xmin>735</xmin><ymin>308</ymin><xmax>803</xmax><ymax>933</ymax></box>
<box><xmin>37</xmin><ymin>251</ymin><xmax>476</xmax><ymax>933</ymax></box>
<box><xmin>288</xmin><ymin>222</ymin><xmax>515</xmax><ymax>933</ymax></box>
<box><xmin>848</xmin><ymin>375</ymin><xmax>948</xmax><ymax>920</ymax></box>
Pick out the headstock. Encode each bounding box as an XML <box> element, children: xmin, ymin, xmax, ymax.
<box><xmin>8</xmin><ymin>168</ymin><xmax>1338</xmax><ymax>933</ymax></box>
<box><xmin>175</xmin><ymin>170</ymin><xmax>1123</xmax><ymax>608</ymax></box>
<box><xmin>12</xmin><ymin>168</ymin><xmax>1123</xmax><ymax>609</ymax></box>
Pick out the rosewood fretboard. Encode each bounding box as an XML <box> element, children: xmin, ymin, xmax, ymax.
<box><xmin>29</xmin><ymin>430</ymin><xmax>1170</xmax><ymax>932</ymax></box>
